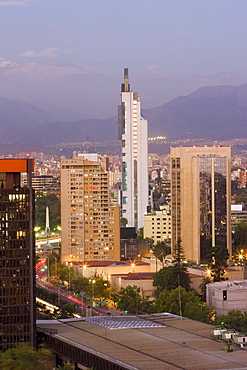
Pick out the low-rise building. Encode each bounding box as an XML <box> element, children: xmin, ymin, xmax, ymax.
<box><xmin>231</xmin><ymin>204</ymin><xmax>247</xmax><ymax>230</ymax></box>
<box><xmin>72</xmin><ymin>260</ymin><xmax>151</xmax><ymax>281</ymax></box>
<box><xmin>206</xmin><ymin>280</ymin><xmax>247</xmax><ymax>317</ymax></box>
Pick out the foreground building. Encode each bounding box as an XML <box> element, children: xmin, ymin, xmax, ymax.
<box><xmin>61</xmin><ymin>154</ymin><xmax>120</xmax><ymax>262</ymax></box>
<box><xmin>0</xmin><ymin>159</ymin><xmax>36</xmax><ymax>351</ymax></box>
<box><xmin>37</xmin><ymin>315</ymin><xmax>247</xmax><ymax>369</ymax></box>
<box><xmin>118</xmin><ymin>67</ymin><xmax>149</xmax><ymax>229</ymax></box>
<box><xmin>170</xmin><ymin>146</ymin><xmax>231</xmax><ymax>263</ymax></box>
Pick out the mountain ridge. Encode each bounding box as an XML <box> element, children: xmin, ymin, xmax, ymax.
<box><xmin>0</xmin><ymin>83</ymin><xmax>247</xmax><ymax>145</ymax></box>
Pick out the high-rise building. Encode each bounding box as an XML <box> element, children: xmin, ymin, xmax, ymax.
<box><xmin>0</xmin><ymin>159</ymin><xmax>36</xmax><ymax>352</ymax></box>
<box><xmin>170</xmin><ymin>147</ymin><xmax>231</xmax><ymax>263</ymax></box>
<box><xmin>118</xmin><ymin>67</ymin><xmax>149</xmax><ymax>229</ymax></box>
<box><xmin>61</xmin><ymin>154</ymin><xmax>120</xmax><ymax>262</ymax></box>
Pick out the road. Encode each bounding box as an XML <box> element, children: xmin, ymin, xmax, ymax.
<box><xmin>36</xmin><ymin>260</ymin><xmax>117</xmax><ymax>316</ymax></box>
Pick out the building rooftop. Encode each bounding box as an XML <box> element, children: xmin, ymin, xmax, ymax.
<box><xmin>71</xmin><ymin>261</ymin><xmax>150</xmax><ymax>268</ymax></box>
<box><xmin>37</xmin><ymin>314</ymin><xmax>247</xmax><ymax>370</ymax></box>
<box><xmin>117</xmin><ymin>272</ymin><xmax>154</xmax><ymax>280</ymax></box>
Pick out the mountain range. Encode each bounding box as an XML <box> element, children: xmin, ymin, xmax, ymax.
<box><xmin>0</xmin><ymin>83</ymin><xmax>247</xmax><ymax>145</ymax></box>
<box><xmin>1</xmin><ymin>60</ymin><xmax>247</xmax><ymax>119</ymax></box>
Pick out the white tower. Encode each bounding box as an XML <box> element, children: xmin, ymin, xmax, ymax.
<box><xmin>118</xmin><ymin>68</ymin><xmax>149</xmax><ymax>229</ymax></box>
<box><xmin>45</xmin><ymin>205</ymin><xmax>50</xmax><ymax>236</ymax></box>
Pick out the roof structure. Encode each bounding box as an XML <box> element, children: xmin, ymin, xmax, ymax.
<box><xmin>37</xmin><ymin>314</ymin><xmax>247</xmax><ymax>370</ymax></box>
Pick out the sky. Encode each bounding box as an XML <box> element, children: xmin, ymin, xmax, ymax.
<box><xmin>0</xmin><ymin>0</ymin><xmax>247</xmax><ymax>76</ymax></box>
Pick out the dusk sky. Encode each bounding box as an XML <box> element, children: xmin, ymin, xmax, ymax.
<box><xmin>1</xmin><ymin>0</ymin><xmax>247</xmax><ymax>76</ymax></box>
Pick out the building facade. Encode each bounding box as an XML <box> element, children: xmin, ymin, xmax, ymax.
<box><xmin>170</xmin><ymin>146</ymin><xmax>231</xmax><ymax>263</ymax></box>
<box><xmin>231</xmin><ymin>204</ymin><xmax>247</xmax><ymax>231</ymax></box>
<box><xmin>118</xmin><ymin>68</ymin><xmax>149</xmax><ymax>229</ymax></box>
<box><xmin>61</xmin><ymin>154</ymin><xmax>120</xmax><ymax>262</ymax></box>
<box><xmin>206</xmin><ymin>280</ymin><xmax>247</xmax><ymax>317</ymax></box>
<box><xmin>0</xmin><ymin>159</ymin><xmax>36</xmax><ymax>352</ymax></box>
<box><xmin>144</xmin><ymin>206</ymin><xmax>171</xmax><ymax>244</ymax></box>
<box><xmin>22</xmin><ymin>175</ymin><xmax>60</xmax><ymax>197</ymax></box>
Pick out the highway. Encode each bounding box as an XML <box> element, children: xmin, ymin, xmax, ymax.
<box><xmin>36</xmin><ymin>259</ymin><xmax>109</xmax><ymax>316</ymax></box>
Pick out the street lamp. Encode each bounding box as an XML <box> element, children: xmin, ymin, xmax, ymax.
<box><xmin>89</xmin><ymin>279</ymin><xmax>96</xmax><ymax>301</ymax></box>
<box><xmin>66</xmin><ymin>261</ymin><xmax>73</xmax><ymax>292</ymax></box>
<box><xmin>131</xmin><ymin>262</ymin><xmax>135</xmax><ymax>273</ymax></box>
<box><xmin>81</xmin><ymin>264</ymin><xmax>87</xmax><ymax>278</ymax></box>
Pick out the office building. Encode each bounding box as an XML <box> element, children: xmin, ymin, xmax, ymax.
<box><xmin>118</xmin><ymin>67</ymin><xmax>149</xmax><ymax>229</ymax></box>
<box><xmin>170</xmin><ymin>147</ymin><xmax>231</xmax><ymax>263</ymax></box>
<box><xmin>60</xmin><ymin>154</ymin><xmax>120</xmax><ymax>262</ymax></box>
<box><xmin>0</xmin><ymin>159</ymin><xmax>36</xmax><ymax>352</ymax></box>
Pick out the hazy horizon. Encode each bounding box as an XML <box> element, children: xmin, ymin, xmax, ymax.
<box><xmin>0</xmin><ymin>0</ymin><xmax>247</xmax><ymax>118</ymax></box>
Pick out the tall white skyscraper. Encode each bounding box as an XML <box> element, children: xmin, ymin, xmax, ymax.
<box><xmin>118</xmin><ymin>68</ymin><xmax>149</xmax><ymax>229</ymax></box>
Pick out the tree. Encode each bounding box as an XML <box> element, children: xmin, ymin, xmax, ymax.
<box><xmin>137</xmin><ymin>227</ymin><xmax>144</xmax><ymax>240</ymax></box>
<box><xmin>233</xmin><ymin>188</ymin><xmax>247</xmax><ymax>205</ymax></box>
<box><xmin>0</xmin><ymin>343</ymin><xmax>48</xmax><ymax>370</ymax></box>
<box><xmin>120</xmin><ymin>217</ymin><xmax>128</xmax><ymax>227</ymax></box>
<box><xmin>199</xmin><ymin>276</ymin><xmax>212</xmax><ymax>302</ymax></box>
<box><xmin>153</xmin><ymin>264</ymin><xmax>191</xmax><ymax>294</ymax></box>
<box><xmin>116</xmin><ymin>285</ymin><xmax>155</xmax><ymax>314</ymax></box>
<box><xmin>209</xmin><ymin>245</ymin><xmax>229</xmax><ymax>282</ymax></box>
<box><xmin>117</xmin><ymin>285</ymin><xmax>143</xmax><ymax>313</ymax></box>
<box><xmin>234</xmin><ymin>221</ymin><xmax>247</xmax><ymax>249</ymax></box>
<box><xmin>152</xmin><ymin>241</ymin><xmax>171</xmax><ymax>267</ymax></box>
<box><xmin>217</xmin><ymin>310</ymin><xmax>247</xmax><ymax>332</ymax></box>
<box><xmin>173</xmin><ymin>238</ymin><xmax>185</xmax><ymax>266</ymax></box>
<box><xmin>154</xmin><ymin>287</ymin><xmax>214</xmax><ymax>323</ymax></box>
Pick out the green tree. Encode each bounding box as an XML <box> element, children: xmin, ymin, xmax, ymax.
<box><xmin>209</xmin><ymin>245</ymin><xmax>229</xmax><ymax>282</ymax></box>
<box><xmin>217</xmin><ymin>310</ymin><xmax>247</xmax><ymax>332</ymax></box>
<box><xmin>152</xmin><ymin>241</ymin><xmax>171</xmax><ymax>267</ymax></box>
<box><xmin>117</xmin><ymin>285</ymin><xmax>143</xmax><ymax>313</ymax></box>
<box><xmin>116</xmin><ymin>285</ymin><xmax>155</xmax><ymax>314</ymax></box>
<box><xmin>153</xmin><ymin>264</ymin><xmax>191</xmax><ymax>294</ymax></box>
<box><xmin>137</xmin><ymin>227</ymin><xmax>144</xmax><ymax>240</ymax></box>
<box><xmin>173</xmin><ymin>238</ymin><xmax>185</xmax><ymax>266</ymax></box>
<box><xmin>199</xmin><ymin>276</ymin><xmax>212</xmax><ymax>301</ymax></box>
<box><xmin>234</xmin><ymin>221</ymin><xmax>247</xmax><ymax>248</ymax></box>
<box><xmin>71</xmin><ymin>276</ymin><xmax>90</xmax><ymax>295</ymax></box>
<box><xmin>154</xmin><ymin>287</ymin><xmax>214</xmax><ymax>323</ymax></box>
<box><xmin>120</xmin><ymin>217</ymin><xmax>128</xmax><ymax>227</ymax></box>
<box><xmin>0</xmin><ymin>343</ymin><xmax>47</xmax><ymax>370</ymax></box>
<box><xmin>233</xmin><ymin>188</ymin><xmax>247</xmax><ymax>205</ymax></box>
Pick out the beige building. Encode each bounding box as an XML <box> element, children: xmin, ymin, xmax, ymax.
<box><xmin>231</xmin><ymin>204</ymin><xmax>247</xmax><ymax>230</ymax></box>
<box><xmin>144</xmin><ymin>205</ymin><xmax>171</xmax><ymax>244</ymax></box>
<box><xmin>206</xmin><ymin>280</ymin><xmax>247</xmax><ymax>317</ymax></box>
<box><xmin>61</xmin><ymin>154</ymin><xmax>120</xmax><ymax>262</ymax></box>
<box><xmin>170</xmin><ymin>146</ymin><xmax>231</xmax><ymax>263</ymax></box>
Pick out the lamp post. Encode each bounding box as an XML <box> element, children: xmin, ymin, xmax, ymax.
<box><xmin>131</xmin><ymin>262</ymin><xmax>135</xmax><ymax>273</ymax></box>
<box><xmin>89</xmin><ymin>279</ymin><xmax>96</xmax><ymax>302</ymax></box>
<box><xmin>82</xmin><ymin>264</ymin><xmax>87</xmax><ymax>278</ymax></box>
<box><xmin>66</xmin><ymin>261</ymin><xmax>73</xmax><ymax>292</ymax></box>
